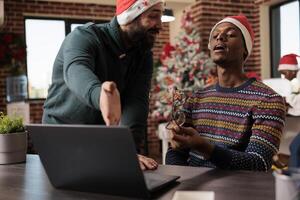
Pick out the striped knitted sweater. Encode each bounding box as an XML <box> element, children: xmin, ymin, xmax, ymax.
<box><xmin>166</xmin><ymin>78</ymin><xmax>286</xmax><ymax>171</ymax></box>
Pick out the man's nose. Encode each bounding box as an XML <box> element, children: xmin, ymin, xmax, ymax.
<box><xmin>216</xmin><ymin>33</ymin><xmax>226</xmax><ymax>41</ymax></box>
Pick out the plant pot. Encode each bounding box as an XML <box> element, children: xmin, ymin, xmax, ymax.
<box><xmin>0</xmin><ymin>132</ymin><xmax>27</xmax><ymax>164</ymax></box>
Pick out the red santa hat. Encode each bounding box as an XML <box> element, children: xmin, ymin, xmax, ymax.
<box><xmin>278</xmin><ymin>54</ymin><xmax>300</xmax><ymax>71</ymax></box>
<box><xmin>208</xmin><ymin>15</ymin><xmax>254</xmax><ymax>61</ymax></box>
<box><xmin>116</xmin><ymin>0</ymin><xmax>163</xmax><ymax>25</ymax></box>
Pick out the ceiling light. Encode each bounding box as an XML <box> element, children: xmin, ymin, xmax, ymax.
<box><xmin>161</xmin><ymin>8</ymin><xmax>175</xmax><ymax>23</ymax></box>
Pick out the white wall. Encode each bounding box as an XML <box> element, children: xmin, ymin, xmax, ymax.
<box><xmin>259</xmin><ymin>0</ymin><xmax>288</xmax><ymax>79</ymax></box>
<box><xmin>0</xmin><ymin>0</ymin><xmax>3</xmax><ymax>27</ymax></box>
<box><xmin>166</xmin><ymin>2</ymin><xmax>193</xmax><ymax>45</ymax></box>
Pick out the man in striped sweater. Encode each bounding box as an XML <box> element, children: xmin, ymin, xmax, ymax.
<box><xmin>166</xmin><ymin>15</ymin><xmax>286</xmax><ymax>171</ymax></box>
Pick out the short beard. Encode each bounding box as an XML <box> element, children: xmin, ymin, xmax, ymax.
<box><xmin>127</xmin><ymin>19</ymin><xmax>158</xmax><ymax>50</ymax></box>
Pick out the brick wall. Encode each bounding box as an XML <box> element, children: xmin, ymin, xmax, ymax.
<box><xmin>0</xmin><ymin>0</ymin><xmax>169</xmax><ymax>157</ymax></box>
<box><xmin>191</xmin><ymin>0</ymin><xmax>261</xmax><ymax>74</ymax></box>
<box><xmin>255</xmin><ymin>0</ymin><xmax>272</xmax><ymax>4</ymax></box>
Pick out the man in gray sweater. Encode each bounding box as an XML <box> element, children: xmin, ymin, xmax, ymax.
<box><xmin>42</xmin><ymin>0</ymin><xmax>163</xmax><ymax>170</ymax></box>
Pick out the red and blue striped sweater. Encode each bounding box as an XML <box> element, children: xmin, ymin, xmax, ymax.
<box><xmin>166</xmin><ymin>78</ymin><xmax>286</xmax><ymax>171</ymax></box>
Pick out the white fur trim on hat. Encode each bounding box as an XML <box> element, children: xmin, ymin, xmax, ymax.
<box><xmin>208</xmin><ymin>17</ymin><xmax>253</xmax><ymax>61</ymax></box>
<box><xmin>278</xmin><ymin>64</ymin><xmax>299</xmax><ymax>71</ymax></box>
<box><xmin>117</xmin><ymin>0</ymin><xmax>163</xmax><ymax>25</ymax></box>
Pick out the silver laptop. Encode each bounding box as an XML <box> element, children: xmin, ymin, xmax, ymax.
<box><xmin>27</xmin><ymin>124</ymin><xmax>180</xmax><ymax>198</ymax></box>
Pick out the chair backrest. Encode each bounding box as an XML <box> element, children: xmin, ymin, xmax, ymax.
<box><xmin>289</xmin><ymin>133</ymin><xmax>300</xmax><ymax>168</ymax></box>
<box><xmin>262</xmin><ymin>78</ymin><xmax>291</xmax><ymax>97</ymax></box>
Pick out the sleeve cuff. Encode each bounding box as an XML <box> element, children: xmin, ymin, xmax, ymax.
<box><xmin>91</xmin><ymin>86</ymin><xmax>101</xmax><ymax>110</ymax></box>
<box><xmin>209</xmin><ymin>145</ymin><xmax>232</xmax><ymax>169</ymax></box>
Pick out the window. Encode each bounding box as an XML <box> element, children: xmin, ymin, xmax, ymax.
<box><xmin>25</xmin><ymin>18</ymin><xmax>106</xmax><ymax>99</ymax></box>
<box><xmin>270</xmin><ymin>0</ymin><xmax>300</xmax><ymax>78</ymax></box>
<box><xmin>25</xmin><ymin>19</ymin><xmax>65</xmax><ymax>99</ymax></box>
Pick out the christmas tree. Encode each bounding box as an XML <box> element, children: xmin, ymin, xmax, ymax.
<box><xmin>152</xmin><ymin>8</ymin><xmax>217</xmax><ymax>119</ymax></box>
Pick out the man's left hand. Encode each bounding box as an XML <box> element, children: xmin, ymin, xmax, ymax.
<box><xmin>171</xmin><ymin>126</ymin><xmax>200</xmax><ymax>149</ymax></box>
<box><xmin>138</xmin><ymin>154</ymin><xmax>158</xmax><ymax>171</ymax></box>
<box><xmin>171</xmin><ymin>126</ymin><xmax>215</xmax><ymax>159</ymax></box>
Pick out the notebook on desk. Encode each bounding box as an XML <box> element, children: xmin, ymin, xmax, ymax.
<box><xmin>27</xmin><ymin>124</ymin><xmax>179</xmax><ymax>199</ymax></box>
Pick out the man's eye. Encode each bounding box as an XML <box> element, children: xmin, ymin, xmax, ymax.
<box><xmin>149</xmin><ymin>15</ymin><xmax>159</xmax><ymax>19</ymax></box>
<box><xmin>227</xmin><ymin>31</ymin><xmax>236</xmax><ymax>37</ymax></box>
<box><xmin>212</xmin><ymin>34</ymin><xmax>218</xmax><ymax>39</ymax></box>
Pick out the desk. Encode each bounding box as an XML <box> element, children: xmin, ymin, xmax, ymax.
<box><xmin>0</xmin><ymin>155</ymin><xmax>275</xmax><ymax>200</ymax></box>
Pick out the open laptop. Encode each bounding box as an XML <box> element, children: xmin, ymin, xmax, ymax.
<box><xmin>27</xmin><ymin>124</ymin><xmax>180</xmax><ymax>199</ymax></box>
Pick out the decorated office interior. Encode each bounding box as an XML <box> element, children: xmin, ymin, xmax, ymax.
<box><xmin>0</xmin><ymin>0</ymin><xmax>299</xmax><ymax>200</ymax></box>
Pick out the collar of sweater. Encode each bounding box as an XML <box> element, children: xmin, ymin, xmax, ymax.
<box><xmin>108</xmin><ymin>17</ymin><xmax>148</xmax><ymax>59</ymax></box>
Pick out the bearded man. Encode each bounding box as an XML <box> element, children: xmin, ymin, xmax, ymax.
<box><xmin>42</xmin><ymin>0</ymin><xmax>163</xmax><ymax>170</ymax></box>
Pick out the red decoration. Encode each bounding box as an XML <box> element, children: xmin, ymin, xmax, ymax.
<box><xmin>0</xmin><ymin>33</ymin><xmax>26</xmax><ymax>75</ymax></box>
<box><xmin>245</xmin><ymin>72</ymin><xmax>261</xmax><ymax>80</ymax></box>
<box><xmin>142</xmin><ymin>0</ymin><xmax>149</xmax><ymax>6</ymax></box>
<box><xmin>160</xmin><ymin>43</ymin><xmax>175</xmax><ymax>63</ymax></box>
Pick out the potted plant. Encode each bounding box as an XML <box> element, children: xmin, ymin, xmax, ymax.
<box><xmin>0</xmin><ymin>112</ymin><xmax>27</xmax><ymax>164</ymax></box>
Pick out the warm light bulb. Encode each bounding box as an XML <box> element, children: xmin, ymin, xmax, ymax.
<box><xmin>161</xmin><ymin>15</ymin><xmax>175</xmax><ymax>23</ymax></box>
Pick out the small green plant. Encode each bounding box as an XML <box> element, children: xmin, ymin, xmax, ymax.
<box><xmin>0</xmin><ymin>112</ymin><xmax>25</xmax><ymax>134</ymax></box>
